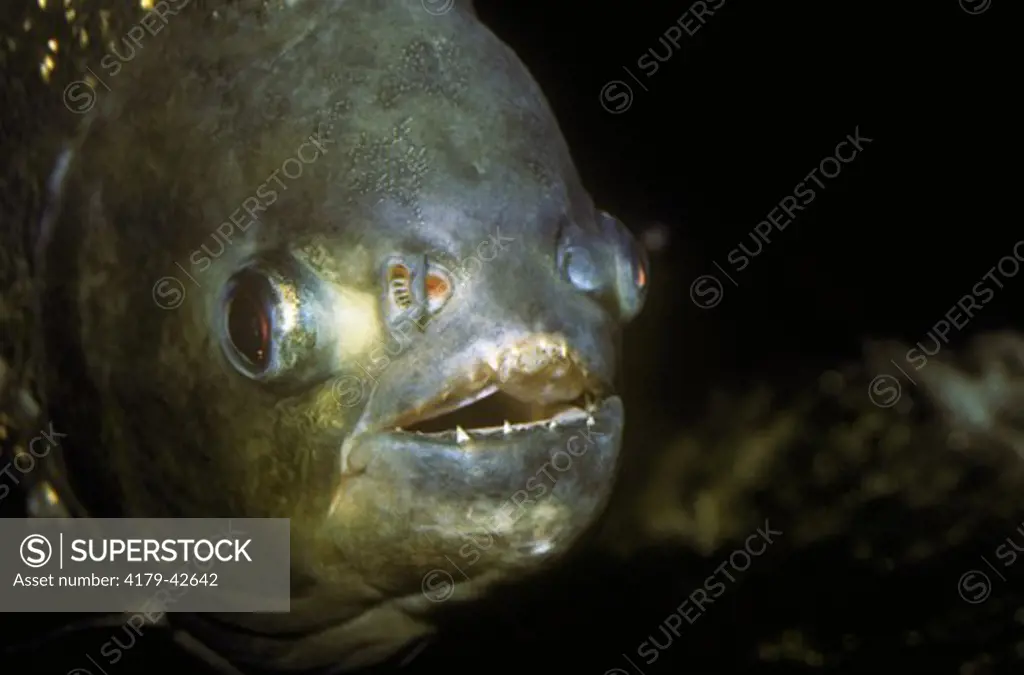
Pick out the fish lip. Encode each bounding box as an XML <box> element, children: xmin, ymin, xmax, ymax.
<box><xmin>383</xmin><ymin>375</ymin><xmax>500</xmax><ymax>434</ymax></box>
<box><xmin>373</xmin><ymin>338</ymin><xmax>609</xmax><ymax>436</ymax></box>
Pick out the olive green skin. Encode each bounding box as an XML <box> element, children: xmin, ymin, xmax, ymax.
<box><xmin>34</xmin><ymin>0</ymin><xmax>644</xmax><ymax>670</ymax></box>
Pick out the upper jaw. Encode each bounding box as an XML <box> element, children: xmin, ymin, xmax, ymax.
<box><xmin>379</xmin><ymin>334</ymin><xmax>610</xmax><ymax>442</ymax></box>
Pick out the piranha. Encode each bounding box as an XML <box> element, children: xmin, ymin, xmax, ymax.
<box><xmin>1</xmin><ymin>0</ymin><xmax>648</xmax><ymax>671</ymax></box>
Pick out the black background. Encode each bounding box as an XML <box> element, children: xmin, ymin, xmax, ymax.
<box><xmin>1</xmin><ymin>0</ymin><xmax>1016</xmax><ymax>674</ymax></box>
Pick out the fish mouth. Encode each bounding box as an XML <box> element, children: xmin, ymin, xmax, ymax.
<box><xmin>391</xmin><ymin>386</ymin><xmax>604</xmax><ymax>442</ymax></box>
<box><xmin>381</xmin><ymin>336</ymin><xmax>610</xmax><ymax>446</ymax></box>
<box><xmin>328</xmin><ymin>337</ymin><xmax>624</xmax><ymax>600</ymax></box>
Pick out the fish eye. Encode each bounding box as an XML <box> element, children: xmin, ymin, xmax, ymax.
<box><xmin>224</xmin><ymin>270</ymin><xmax>275</xmax><ymax>374</ymax></box>
<box><xmin>598</xmin><ymin>210</ymin><xmax>649</xmax><ymax>321</ymax></box>
<box><xmin>219</xmin><ymin>261</ymin><xmax>320</xmax><ymax>383</ymax></box>
<box><xmin>618</xmin><ymin>235</ymin><xmax>649</xmax><ymax>321</ymax></box>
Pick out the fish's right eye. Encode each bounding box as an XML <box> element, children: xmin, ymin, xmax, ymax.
<box><xmin>225</xmin><ymin>270</ymin><xmax>275</xmax><ymax>375</ymax></box>
<box><xmin>218</xmin><ymin>261</ymin><xmax>321</xmax><ymax>384</ymax></box>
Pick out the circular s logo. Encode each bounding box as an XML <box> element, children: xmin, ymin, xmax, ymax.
<box><xmin>421</xmin><ymin>0</ymin><xmax>455</xmax><ymax>14</ymax></box>
<box><xmin>20</xmin><ymin>534</ymin><xmax>53</xmax><ymax>568</ymax></box>
<box><xmin>152</xmin><ymin>276</ymin><xmax>185</xmax><ymax>310</ymax></box>
<box><xmin>868</xmin><ymin>374</ymin><xmax>901</xmax><ymax>408</ymax></box>
<box><xmin>63</xmin><ymin>81</ymin><xmax>97</xmax><ymax>114</ymax></box>
<box><xmin>959</xmin><ymin>0</ymin><xmax>991</xmax><ymax>15</ymax></box>
<box><xmin>599</xmin><ymin>81</ymin><xmax>633</xmax><ymax>114</ymax></box>
<box><xmin>331</xmin><ymin>375</ymin><xmax>366</xmax><ymax>408</ymax></box>
<box><xmin>957</xmin><ymin>570</ymin><xmax>991</xmax><ymax>604</ymax></box>
<box><xmin>689</xmin><ymin>274</ymin><xmax>724</xmax><ymax>309</ymax></box>
<box><xmin>421</xmin><ymin>569</ymin><xmax>455</xmax><ymax>602</ymax></box>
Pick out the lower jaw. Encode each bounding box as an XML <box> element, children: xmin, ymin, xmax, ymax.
<box><xmin>322</xmin><ymin>398</ymin><xmax>624</xmax><ymax>612</ymax></box>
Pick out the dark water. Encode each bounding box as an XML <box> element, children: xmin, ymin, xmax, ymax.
<box><xmin>1</xmin><ymin>1</ymin><xmax>1019</xmax><ymax>674</ymax></box>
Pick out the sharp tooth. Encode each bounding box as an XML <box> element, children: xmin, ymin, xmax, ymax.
<box><xmin>503</xmin><ymin>420</ymin><xmax>512</xmax><ymax>435</ymax></box>
<box><xmin>548</xmin><ymin>419</ymin><xmax>558</xmax><ymax>430</ymax></box>
<box><xmin>455</xmin><ymin>426</ymin><xmax>470</xmax><ymax>444</ymax></box>
<box><xmin>586</xmin><ymin>416</ymin><xmax>595</xmax><ymax>427</ymax></box>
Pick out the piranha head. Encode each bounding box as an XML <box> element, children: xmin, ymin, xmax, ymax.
<box><xmin>36</xmin><ymin>0</ymin><xmax>648</xmax><ymax>669</ymax></box>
